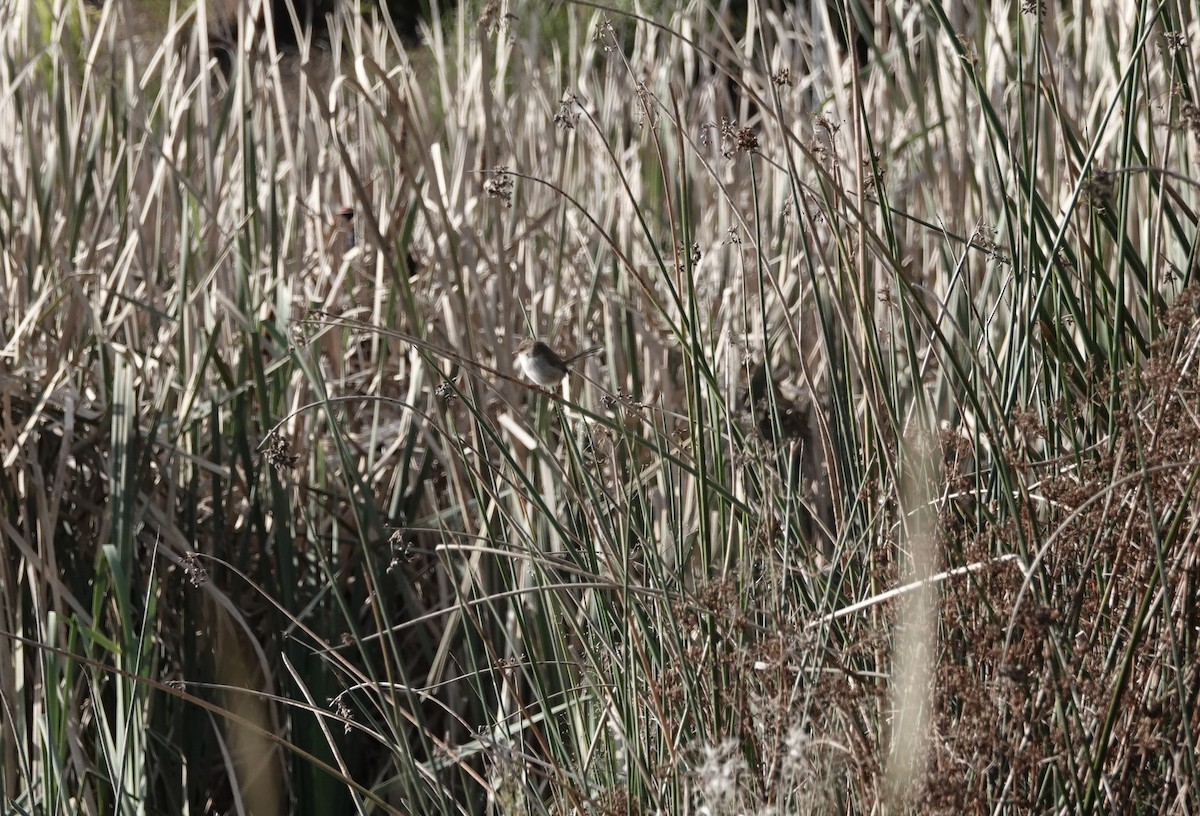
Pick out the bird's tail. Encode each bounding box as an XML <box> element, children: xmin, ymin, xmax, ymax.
<box><xmin>563</xmin><ymin>345</ymin><xmax>603</xmax><ymax>365</ymax></box>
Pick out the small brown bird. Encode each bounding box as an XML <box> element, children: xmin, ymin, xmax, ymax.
<box><xmin>516</xmin><ymin>339</ymin><xmax>602</xmax><ymax>387</ymax></box>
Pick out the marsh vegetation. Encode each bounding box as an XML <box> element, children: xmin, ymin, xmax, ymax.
<box><xmin>3</xmin><ymin>0</ymin><xmax>1200</xmax><ymax>813</ymax></box>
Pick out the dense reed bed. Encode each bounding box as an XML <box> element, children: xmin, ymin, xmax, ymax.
<box><xmin>3</xmin><ymin>0</ymin><xmax>1200</xmax><ymax>812</ymax></box>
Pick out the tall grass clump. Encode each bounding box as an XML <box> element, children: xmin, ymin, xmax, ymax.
<box><xmin>3</xmin><ymin>0</ymin><xmax>1200</xmax><ymax>812</ymax></box>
